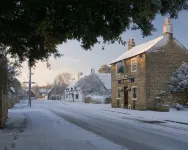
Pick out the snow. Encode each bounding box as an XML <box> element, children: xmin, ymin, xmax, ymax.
<box><xmin>86</xmin><ymin>95</ymin><xmax>107</xmax><ymax>103</ymax></box>
<box><xmin>0</xmin><ymin>100</ymin><xmax>127</xmax><ymax>150</ymax></box>
<box><xmin>39</xmin><ymin>88</ymin><xmax>48</xmax><ymax>93</ymax></box>
<box><xmin>110</xmin><ymin>35</ymin><xmax>172</xmax><ymax>64</ymax></box>
<box><xmin>66</xmin><ymin>80</ymin><xmax>78</xmax><ymax>89</ymax></box>
<box><xmin>44</xmin><ymin>100</ymin><xmax>188</xmax><ymax>125</ymax></box>
<box><xmin>24</xmin><ymin>88</ymin><xmax>36</xmax><ymax>95</ymax></box>
<box><xmin>96</xmin><ymin>73</ymin><xmax>111</xmax><ymax>90</ymax></box>
<box><xmin>10</xmin><ymin>87</ymin><xmax>15</xmax><ymax>93</ymax></box>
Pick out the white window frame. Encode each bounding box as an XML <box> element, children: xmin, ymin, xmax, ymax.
<box><xmin>117</xmin><ymin>87</ymin><xmax>121</xmax><ymax>99</ymax></box>
<box><xmin>131</xmin><ymin>86</ymin><xmax>137</xmax><ymax>100</ymax></box>
<box><xmin>131</xmin><ymin>58</ymin><xmax>137</xmax><ymax>72</ymax></box>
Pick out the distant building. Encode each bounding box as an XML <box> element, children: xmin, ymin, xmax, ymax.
<box><xmin>39</xmin><ymin>88</ymin><xmax>48</xmax><ymax>98</ymax></box>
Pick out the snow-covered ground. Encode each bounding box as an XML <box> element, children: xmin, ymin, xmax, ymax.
<box><xmin>59</xmin><ymin>100</ymin><xmax>188</xmax><ymax>124</ymax></box>
<box><xmin>0</xmin><ymin>100</ymin><xmax>127</xmax><ymax>150</ymax></box>
<box><xmin>1</xmin><ymin>99</ymin><xmax>188</xmax><ymax>150</ymax></box>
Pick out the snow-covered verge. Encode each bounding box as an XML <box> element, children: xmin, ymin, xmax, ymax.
<box><xmin>48</xmin><ymin>100</ymin><xmax>188</xmax><ymax>124</ymax></box>
<box><xmin>85</xmin><ymin>95</ymin><xmax>111</xmax><ymax>104</ymax></box>
<box><xmin>0</xmin><ymin>100</ymin><xmax>127</xmax><ymax>150</ymax></box>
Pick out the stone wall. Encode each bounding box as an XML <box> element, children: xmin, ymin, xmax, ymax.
<box><xmin>146</xmin><ymin>39</ymin><xmax>188</xmax><ymax>108</ymax></box>
<box><xmin>111</xmin><ymin>54</ymin><xmax>147</xmax><ymax>109</ymax></box>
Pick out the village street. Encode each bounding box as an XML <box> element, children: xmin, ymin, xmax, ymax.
<box><xmin>1</xmin><ymin>100</ymin><xmax>188</xmax><ymax>150</ymax></box>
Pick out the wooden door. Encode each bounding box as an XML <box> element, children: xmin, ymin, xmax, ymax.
<box><xmin>124</xmin><ymin>87</ymin><xmax>128</xmax><ymax>106</ymax></box>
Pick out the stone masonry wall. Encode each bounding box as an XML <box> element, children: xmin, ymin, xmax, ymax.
<box><xmin>146</xmin><ymin>39</ymin><xmax>188</xmax><ymax>108</ymax></box>
<box><xmin>111</xmin><ymin>54</ymin><xmax>147</xmax><ymax>109</ymax></box>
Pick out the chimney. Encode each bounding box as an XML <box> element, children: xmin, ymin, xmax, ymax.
<box><xmin>163</xmin><ymin>18</ymin><xmax>173</xmax><ymax>38</ymax></box>
<box><xmin>128</xmin><ymin>39</ymin><xmax>135</xmax><ymax>50</ymax></box>
<box><xmin>78</xmin><ymin>72</ymin><xmax>83</xmax><ymax>80</ymax></box>
<box><xmin>91</xmin><ymin>68</ymin><xmax>95</xmax><ymax>74</ymax></box>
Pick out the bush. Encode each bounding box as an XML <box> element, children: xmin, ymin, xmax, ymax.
<box><xmin>104</xmin><ymin>97</ymin><xmax>111</xmax><ymax>104</ymax></box>
<box><xmin>84</xmin><ymin>97</ymin><xmax>92</xmax><ymax>103</ymax></box>
<box><xmin>175</xmin><ymin>103</ymin><xmax>184</xmax><ymax>110</ymax></box>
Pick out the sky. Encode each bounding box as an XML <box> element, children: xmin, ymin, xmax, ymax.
<box><xmin>18</xmin><ymin>11</ymin><xmax>188</xmax><ymax>86</ymax></box>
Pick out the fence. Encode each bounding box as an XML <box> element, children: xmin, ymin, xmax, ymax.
<box><xmin>0</xmin><ymin>57</ymin><xmax>8</xmax><ymax>128</ymax></box>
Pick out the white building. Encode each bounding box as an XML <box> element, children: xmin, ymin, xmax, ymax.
<box><xmin>64</xmin><ymin>80</ymin><xmax>85</xmax><ymax>102</ymax></box>
<box><xmin>64</xmin><ymin>69</ymin><xmax>111</xmax><ymax>103</ymax></box>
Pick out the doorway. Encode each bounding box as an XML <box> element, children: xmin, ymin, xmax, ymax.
<box><xmin>124</xmin><ymin>87</ymin><xmax>128</xmax><ymax>107</ymax></box>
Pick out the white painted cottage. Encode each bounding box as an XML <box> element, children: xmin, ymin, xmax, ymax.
<box><xmin>64</xmin><ymin>69</ymin><xmax>111</xmax><ymax>103</ymax></box>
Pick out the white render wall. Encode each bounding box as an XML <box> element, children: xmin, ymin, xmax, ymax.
<box><xmin>64</xmin><ymin>90</ymin><xmax>84</xmax><ymax>102</ymax></box>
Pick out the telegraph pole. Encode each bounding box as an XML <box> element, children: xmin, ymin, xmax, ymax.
<box><xmin>23</xmin><ymin>66</ymin><xmax>35</xmax><ymax>107</ymax></box>
<box><xmin>28</xmin><ymin>66</ymin><xmax>31</xmax><ymax>106</ymax></box>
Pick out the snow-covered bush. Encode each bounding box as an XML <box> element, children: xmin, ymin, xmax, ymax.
<box><xmin>85</xmin><ymin>95</ymin><xmax>107</xmax><ymax>104</ymax></box>
<box><xmin>168</xmin><ymin>62</ymin><xmax>188</xmax><ymax>92</ymax></box>
<box><xmin>174</xmin><ymin>103</ymin><xmax>184</xmax><ymax>110</ymax></box>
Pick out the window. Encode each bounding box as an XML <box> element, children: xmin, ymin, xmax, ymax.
<box><xmin>131</xmin><ymin>58</ymin><xmax>137</xmax><ymax>72</ymax></box>
<box><xmin>76</xmin><ymin>94</ymin><xmax>79</xmax><ymax>99</ymax></box>
<box><xmin>117</xmin><ymin>61</ymin><xmax>124</xmax><ymax>73</ymax></box>
<box><xmin>117</xmin><ymin>88</ymin><xmax>121</xmax><ymax>99</ymax></box>
<box><xmin>66</xmin><ymin>94</ymin><xmax>68</xmax><ymax>98</ymax></box>
<box><xmin>132</xmin><ymin>86</ymin><xmax>137</xmax><ymax>100</ymax></box>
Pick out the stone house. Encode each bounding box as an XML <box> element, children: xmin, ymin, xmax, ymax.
<box><xmin>110</xmin><ymin>18</ymin><xmax>188</xmax><ymax>110</ymax></box>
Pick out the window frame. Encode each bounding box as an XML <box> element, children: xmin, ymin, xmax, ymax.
<box><xmin>117</xmin><ymin>88</ymin><xmax>121</xmax><ymax>99</ymax></box>
<box><xmin>131</xmin><ymin>86</ymin><xmax>137</xmax><ymax>100</ymax></box>
<box><xmin>116</xmin><ymin>61</ymin><xmax>124</xmax><ymax>74</ymax></box>
<box><xmin>131</xmin><ymin>58</ymin><xmax>137</xmax><ymax>72</ymax></box>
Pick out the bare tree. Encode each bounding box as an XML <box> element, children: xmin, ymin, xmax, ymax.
<box><xmin>53</xmin><ymin>72</ymin><xmax>73</xmax><ymax>95</ymax></box>
<box><xmin>98</xmin><ymin>65</ymin><xmax>111</xmax><ymax>73</ymax></box>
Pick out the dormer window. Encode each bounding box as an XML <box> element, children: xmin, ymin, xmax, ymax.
<box><xmin>117</xmin><ymin>61</ymin><xmax>124</xmax><ymax>73</ymax></box>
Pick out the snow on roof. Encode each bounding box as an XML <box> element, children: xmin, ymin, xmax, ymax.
<box><xmin>110</xmin><ymin>35</ymin><xmax>170</xmax><ymax>64</ymax></box>
<box><xmin>95</xmin><ymin>73</ymin><xmax>111</xmax><ymax>90</ymax></box>
<box><xmin>67</xmin><ymin>80</ymin><xmax>78</xmax><ymax>89</ymax></box>
<box><xmin>24</xmin><ymin>88</ymin><xmax>36</xmax><ymax>95</ymax></box>
<box><xmin>39</xmin><ymin>88</ymin><xmax>48</xmax><ymax>93</ymax></box>
<box><xmin>10</xmin><ymin>87</ymin><xmax>15</xmax><ymax>93</ymax></box>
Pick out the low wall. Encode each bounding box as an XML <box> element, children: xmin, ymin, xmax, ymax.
<box><xmin>0</xmin><ymin>92</ymin><xmax>8</xmax><ymax>128</ymax></box>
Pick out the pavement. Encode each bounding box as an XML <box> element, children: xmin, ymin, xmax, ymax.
<box><xmin>1</xmin><ymin>100</ymin><xmax>188</xmax><ymax>150</ymax></box>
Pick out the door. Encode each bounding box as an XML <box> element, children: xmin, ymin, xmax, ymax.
<box><xmin>124</xmin><ymin>87</ymin><xmax>128</xmax><ymax>106</ymax></box>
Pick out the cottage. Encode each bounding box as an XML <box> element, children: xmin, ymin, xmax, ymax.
<box><xmin>110</xmin><ymin>18</ymin><xmax>188</xmax><ymax>110</ymax></box>
<box><xmin>24</xmin><ymin>88</ymin><xmax>36</xmax><ymax>99</ymax></box>
<box><xmin>39</xmin><ymin>88</ymin><xmax>48</xmax><ymax>98</ymax></box>
<box><xmin>64</xmin><ymin>69</ymin><xmax>111</xmax><ymax>103</ymax></box>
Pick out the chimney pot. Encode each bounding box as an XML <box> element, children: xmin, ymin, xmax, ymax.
<box><xmin>163</xmin><ymin>18</ymin><xmax>173</xmax><ymax>38</ymax></box>
<box><xmin>128</xmin><ymin>39</ymin><xmax>135</xmax><ymax>50</ymax></box>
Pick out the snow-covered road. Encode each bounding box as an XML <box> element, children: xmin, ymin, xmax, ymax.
<box><xmin>0</xmin><ymin>100</ymin><xmax>127</xmax><ymax>150</ymax></box>
<box><xmin>1</xmin><ymin>100</ymin><xmax>188</xmax><ymax>150</ymax></box>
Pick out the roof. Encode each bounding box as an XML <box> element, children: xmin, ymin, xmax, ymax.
<box><xmin>67</xmin><ymin>80</ymin><xmax>78</xmax><ymax>89</ymax></box>
<box><xmin>95</xmin><ymin>73</ymin><xmax>111</xmax><ymax>90</ymax></box>
<box><xmin>39</xmin><ymin>88</ymin><xmax>48</xmax><ymax>93</ymax></box>
<box><xmin>47</xmin><ymin>85</ymin><xmax>54</xmax><ymax>94</ymax></box>
<box><xmin>110</xmin><ymin>35</ymin><xmax>171</xmax><ymax>64</ymax></box>
<box><xmin>24</xmin><ymin>88</ymin><xmax>36</xmax><ymax>95</ymax></box>
<box><xmin>10</xmin><ymin>87</ymin><xmax>15</xmax><ymax>93</ymax></box>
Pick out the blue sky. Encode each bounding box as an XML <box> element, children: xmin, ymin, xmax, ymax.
<box><xmin>19</xmin><ymin>11</ymin><xmax>188</xmax><ymax>86</ymax></box>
